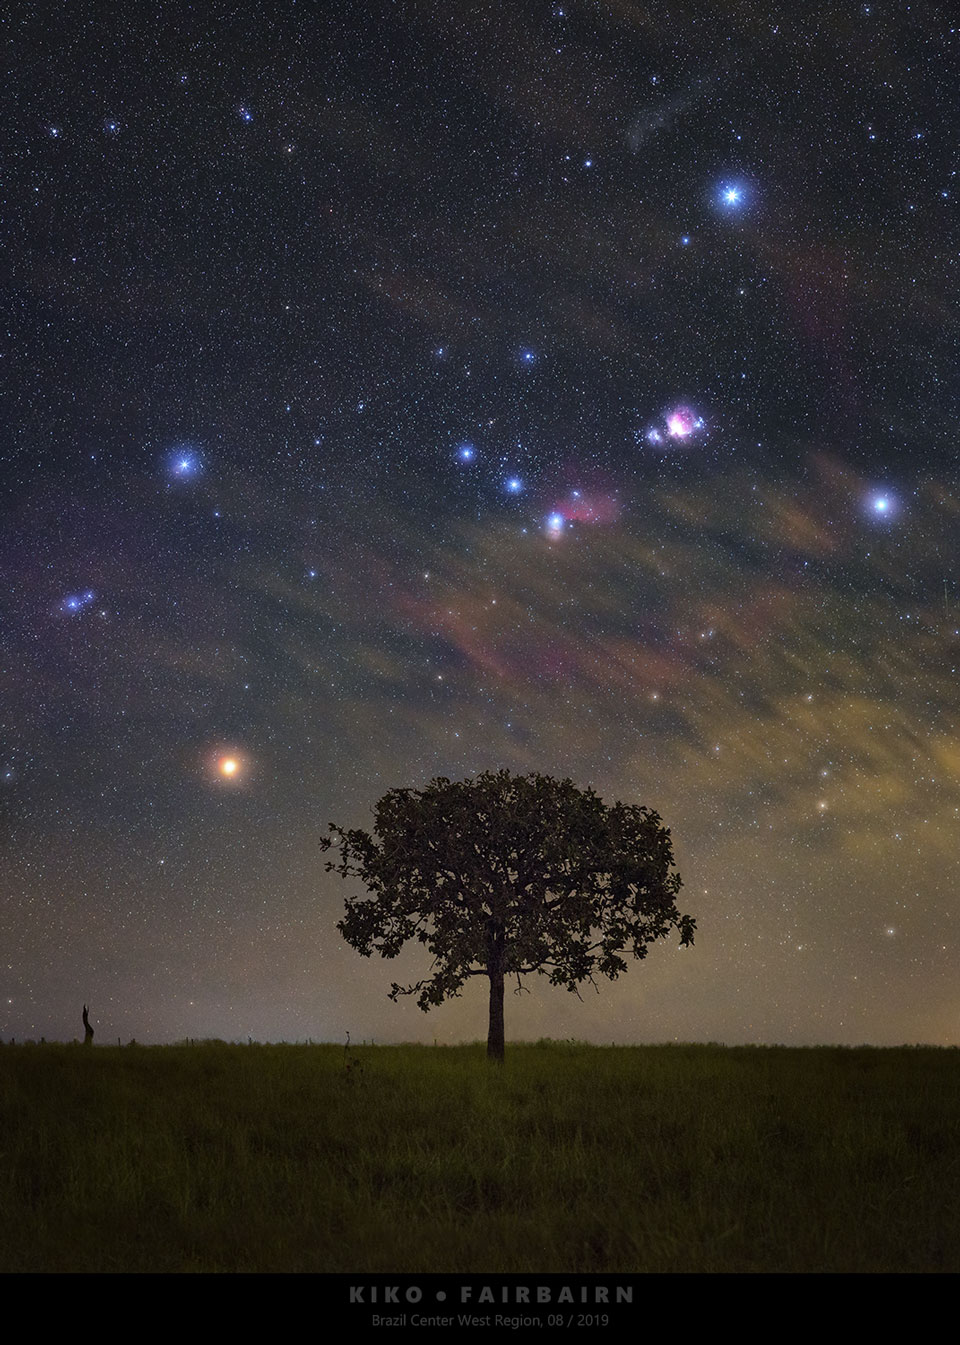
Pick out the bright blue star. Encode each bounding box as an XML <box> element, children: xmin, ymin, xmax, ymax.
<box><xmin>458</xmin><ymin>444</ymin><xmax>475</xmax><ymax>462</ymax></box>
<box><xmin>239</xmin><ymin>105</ymin><xmax>253</xmax><ymax>122</ymax></box>
<box><xmin>103</xmin><ymin>119</ymin><xmax>119</xmax><ymax>135</ymax></box>
<box><xmin>867</xmin><ymin>492</ymin><xmax>898</xmax><ymax>521</ymax></box>
<box><xmin>505</xmin><ymin>477</ymin><xmax>523</xmax><ymax>494</ymax></box>
<box><xmin>546</xmin><ymin>512</ymin><xmax>565</xmax><ymax>535</ymax></box>
<box><xmin>680</xmin><ymin>235</ymin><xmax>691</xmax><ymax>246</ymax></box>
<box><xmin>62</xmin><ymin>591</ymin><xmax>95</xmax><ymax>615</ymax></box>
<box><xmin>717</xmin><ymin>181</ymin><xmax>748</xmax><ymax>211</ymax></box>
<box><xmin>168</xmin><ymin>448</ymin><xmax>202</xmax><ymax>480</ymax></box>
<box><xmin>520</xmin><ymin>349</ymin><xmax>537</xmax><ymax>365</ymax></box>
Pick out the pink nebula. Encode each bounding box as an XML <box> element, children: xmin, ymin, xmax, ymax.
<box><xmin>666</xmin><ymin>406</ymin><xmax>699</xmax><ymax>439</ymax></box>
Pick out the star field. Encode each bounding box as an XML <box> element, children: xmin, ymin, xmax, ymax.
<box><xmin>4</xmin><ymin>1</ymin><xmax>960</xmax><ymax>1046</ymax></box>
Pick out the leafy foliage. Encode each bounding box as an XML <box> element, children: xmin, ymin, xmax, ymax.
<box><xmin>322</xmin><ymin>771</ymin><xmax>695</xmax><ymax>1048</ymax></box>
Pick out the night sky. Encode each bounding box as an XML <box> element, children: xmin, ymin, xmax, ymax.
<box><xmin>5</xmin><ymin>1</ymin><xmax>960</xmax><ymax>1047</ymax></box>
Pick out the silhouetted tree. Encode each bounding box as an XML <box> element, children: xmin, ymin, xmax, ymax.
<box><xmin>321</xmin><ymin>770</ymin><xmax>696</xmax><ymax>1062</ymax></box>
<box><xmin>82</xmin><ymin>1004</ymin><xmax>94</xmax><ymax>1046</ymax></box>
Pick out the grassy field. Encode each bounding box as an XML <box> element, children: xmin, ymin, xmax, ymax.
<box><xmin>1</xmin><ymin>1039</ymin><xmax>958</xmax><ymax>1273</ymax></box>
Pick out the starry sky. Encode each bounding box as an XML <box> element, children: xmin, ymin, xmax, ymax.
<box><xmin>5</xmin><ymin>1</ymin><xmax>960</xmax><ymax>1046</ymax></box>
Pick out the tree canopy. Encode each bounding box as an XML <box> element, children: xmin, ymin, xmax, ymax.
<box><xmin>321</xmin><ymin>770</ymin><xmax>696</xmax><ymax>1060</ymax></box>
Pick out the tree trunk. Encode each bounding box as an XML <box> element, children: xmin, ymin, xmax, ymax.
<box><xmin>486</xmin><ymin>930</ymin><xmax>505</xmax><ymax>1063</ymax></box>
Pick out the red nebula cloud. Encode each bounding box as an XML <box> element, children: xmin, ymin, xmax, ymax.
<box><xmin>558</xmin><ymin>492</ymin><xmax>620</xmax><ymax>525</ymax></box>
